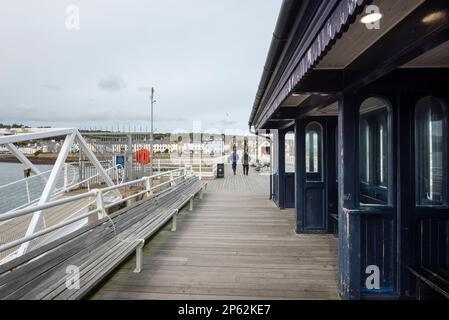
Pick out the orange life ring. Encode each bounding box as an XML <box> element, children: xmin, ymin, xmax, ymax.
<box><xmin>136</xmin><ymin>148</ymin><xmax>150</xmax><ymax>165</ymax></box>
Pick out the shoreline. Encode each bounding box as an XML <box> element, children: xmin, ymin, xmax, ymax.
<box><xmin>0</xmin><ymin>155</ymin><xmax>79</xmax><ymax>165</ymax></box>
<box><xmin>0</xmin><ymin>156</ymin><xmax>56</xmax><ymax>165</ymax></box>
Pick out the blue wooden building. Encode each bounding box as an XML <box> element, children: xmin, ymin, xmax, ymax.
<box><xmin>249</xmin><ymin>0</ymin><xmax>449</xmax><ymax>299</ymax></box>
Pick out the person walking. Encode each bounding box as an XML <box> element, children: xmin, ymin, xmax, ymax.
<box><xmin>242</xmin><ymin>152</ymin><xmax>250</xmax><ymax>176</ymax></box>
<box><xmin>231</xmin><ymin>149</ymin><xmax>239</xmax><ymax>175</ymax></box>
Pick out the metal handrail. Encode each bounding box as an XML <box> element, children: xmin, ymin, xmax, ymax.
<box><xmin>59</xmin><ymin>164</ymin><xmax>123</xmax><ymax>194</ymax></box>
<box><xmin>0</xmin><ymin>208</ymin><xmax>102</xmax><ymax>254</ymax></box>
<box><xmin>0</xmin><ymin>162</ymin><xmax>75</xmax><ymax>189</ymax></box>
<box><xmin>0</xmin><ymin>174</ymin><xmax>191</xmax><ymax>255</ymax></box>
<box><xmin>0</xmin><ymin>190</ymin><xmax>98</xmax><ymax>222</ymax></box>
<box><xmin>0</xmin><ymin>167</ymin><xmax>187</xmax><ymax>222</ymax></box>
<box><xmin>0</xmin><ymin>167</ymin><xmax>192</xmax><ymax>254</ymax></box>
<box><xmin>0</xmin><ymin>162</ymin><xmax>120</xmax><ymax>214</ymax></box>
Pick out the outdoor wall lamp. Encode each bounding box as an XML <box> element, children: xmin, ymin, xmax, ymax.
<box><xmin>361</xmin><ymin>12</ymin><xmax>382</xmax><ymax>24</ymax></box>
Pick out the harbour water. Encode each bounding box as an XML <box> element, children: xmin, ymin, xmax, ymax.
<box><xmin>0</xmin><ymin>163</ymin><xmax>54</xmax><ymax>213</ymax></box>
<box><xmin>0</xmin><ymin>162</ymin><xmax>53</xmax><ymax>186</ymax></box>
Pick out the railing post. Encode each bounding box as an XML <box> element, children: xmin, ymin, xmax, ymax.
<box><xmin>170</xmin><ymin>172</ymin><xmax>175</xmax><ymax>186</ymax></box>
<box><xmin>95</xmin><ymin>189</ymin><xmax>106</xmax><ymax>219</ymax></box>
<box><xmin>133</xmin><ymin>239</ymin><xmax>145</xmax><ymax>273</ymax></box>
<box><xmin>25</xmin><ymin>180</ymin><xmax>31</xmax><ymax>203</ymax></box>
<box><xmin>144</xmin><ymin>177</ymin><xmax>153</xmax><ymax>197</ymax></box>
<box><xmin>64</xmin><ymin>164</ymin><xmax>68</xmax><ymax>189</ymax></box>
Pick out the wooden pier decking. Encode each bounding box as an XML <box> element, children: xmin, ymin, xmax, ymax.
<box><xmin>90</xmin><ymin>166</ymin><xmax>339</xmax><ymax>300</ymax></box>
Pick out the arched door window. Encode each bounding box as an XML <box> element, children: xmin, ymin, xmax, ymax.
<box><xmin>305</xmin><ymin>122</ymin><xmax>322</xmax><ymax>181</ymax></box>
<box><xmin>285</xmin><ymin>131</ymin><xmax>295</xmax><ymax>173</ymax></box>
<box><xmin>359</xmin><ymin>97</ymin><xmax>390</xmax><ymax>205</ymax></box>
<box><xmin>415</xmin><ymin>96</ymin><xmax>448</xmax><ymax>206</ymax></box>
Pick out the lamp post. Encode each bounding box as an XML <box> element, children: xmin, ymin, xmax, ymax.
<box><xmin>150</xmin><ymin>87</ymin><xmax>156</xmax><ymax>179</ymax></box>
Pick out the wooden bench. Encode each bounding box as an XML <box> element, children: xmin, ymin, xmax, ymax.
<box><xmin>407</xmin><ymin>266</ymin><xmax>449</xmax><ymax>300</ymax></box>
<box><xmin>330</xmin><ymin>213</ymin><xmax>338</xmax><ymax>238</ymax></box>
<box><xmin>0</xmin><ymin>176</ymin><xmax>206</xmax><ymax>300</ymax></box>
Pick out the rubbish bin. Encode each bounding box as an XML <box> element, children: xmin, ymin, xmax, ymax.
<box><xmin>216</xmin><ymin>163</ymin><xmax>224</xmax><ymax>178</ymax></box>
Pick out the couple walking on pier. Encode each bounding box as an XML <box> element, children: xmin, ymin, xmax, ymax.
<box><xmin>231</xmin><ymin>150</ymin><xmax>250</xmax><ymax>176</ymax></box>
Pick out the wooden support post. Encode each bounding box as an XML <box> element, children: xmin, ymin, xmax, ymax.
<box><xmin>295</xmin><ymin>120</ymin><xmax>306</xmax><ymax>233</ymax></box>
<box><xmin>397</xmin><ymin>92</ymin><xmax>414</xmax><ymax>297</ymax></box>
<box><xmin>277</xmin><ymin>128</ymin><xmax>286</xmax><ymax>209</ymax></box>
<box><xmin>338</xmin><ymin>93</ymin><xmax>361</xmax><ymax>300</ymax></box>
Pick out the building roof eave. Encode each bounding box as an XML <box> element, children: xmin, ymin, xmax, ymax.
<box><xmin>248</xmin><ymin>0</ymin><xmax>307</xmax><ymax>127</ymax></box>
<box><xmin>251</xmin><ymin>0</ymin><xmax>369</xmax><ymax>129</ymax></box>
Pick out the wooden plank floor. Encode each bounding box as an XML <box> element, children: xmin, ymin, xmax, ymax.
<box><xmin>90</xmin><ymin>166</ymin><xmax>339</xmax><ymax>300</ymax></box>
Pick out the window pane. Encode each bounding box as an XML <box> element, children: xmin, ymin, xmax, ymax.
<box><xmin>285</xmin><ymin>132</ymin><xmax>295</xmax><ymax>173</ymax></box>
<box><xmin>359</xmin><ymin>98</ymin><xmax>390</xmax><ymax>205</ymax></box>
<box><xmin>305</xmin><ymin>122</ymin><xmax>322</xmax><ymax>181</ymax></box>
<box><xmin>415</xmin><ymin>97</ymin><xmax>447</xmax><ymax>206</ymax></box>
<box><xmin>377</xmin><ymin>114</ymin><xmax>388</xmax><ymax>187</ymax></box>
<box><xmin>360</xmin><ymin>120</ymin><xmax>370</xmax><ymax>183</ymax></box>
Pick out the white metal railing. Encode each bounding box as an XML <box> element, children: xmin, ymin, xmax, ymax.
<box><xmin>195</xmin><ymin>163</ymin><xmax>217</xmax><ymax>178</ymax></box>
<box><xmin>0</xmin><ymin>163</ymin><xmax>77</xmax><ymax>213</ymax></box>
<box><xmin>0</xmin><ymin>128</ymin><xmax>123</xmax><ymax>258</ymax></box>
<box><xmin>0</xmin><ymin>163</ymin><xmax>123</xmax><ymax>214</ymax></box>
<box><xmin>141</xmin><ymin>158</ymin><xmax>219</xmax><ymax>179</ymax></box>
<box><xmin>0</xmin><ymin>167</ymin><xmax>193</xmax><ymax>259</ymax></box>
<box><xmin>62</xmin><ymin>163</ymin><xmax>124</xmax><ymax>194</ymax></box>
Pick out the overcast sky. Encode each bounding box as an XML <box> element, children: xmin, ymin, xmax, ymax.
<box><xmin>0</xmin><ymin>0</ymin><xmax>281</xmax><ymax>133</ymax></box>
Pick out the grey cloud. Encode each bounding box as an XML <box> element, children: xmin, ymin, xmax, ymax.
<box><xmin>216</xmin><ymin>120</ymin><xmax>238</xmax><ymax>126</ymax></box>
<box><xmin>137</xmin><ymin>87</ymin><xmax>151</xmax><ymax>93</ymax></box>
<box><xmin>98</xmin><ymin>75</ymin><xmax>127</xmax><ymax>92</ymax></box>
<box><xmin>163</xmin><ymin>117</ymin><xmax>188</xmax><ymax>122</ymax></box>
<box><xmin>0</xmin><ymin>1</ymin><xmax>281</xmax><ymax>131</ymax></box>
<box><xmin>2</xmin><ymin>104</ymin><xmax>41</xmax><ymax>120</ymax></box>
<box><xmin>43</xmin><ymin>84</ymin><xmax>62</xmax><ymax>91</ymax></box>
<box><xmin>1</xmin><ymin>103</ymin><xmax>189</xmax><ymax>123</ymax></box>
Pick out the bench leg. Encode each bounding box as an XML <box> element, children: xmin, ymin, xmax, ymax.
<box><xmin>199</xmin><ymin>188</ymin><xmax>203</xmax><ymax>200</ymax></box>
<box><xmin>189</xmin><ymin>197</ymin><xmax>194</xmax><ymax>211</ymax></box>
<box><xmin>171</xmin><ymin>214</ymin><xmax>177</xmax><ymax>232</ymax></box>
<box><xmin>133</xmin><ymin>240</ymin><xmax>145</xmax><ymax>273</ymax></box>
